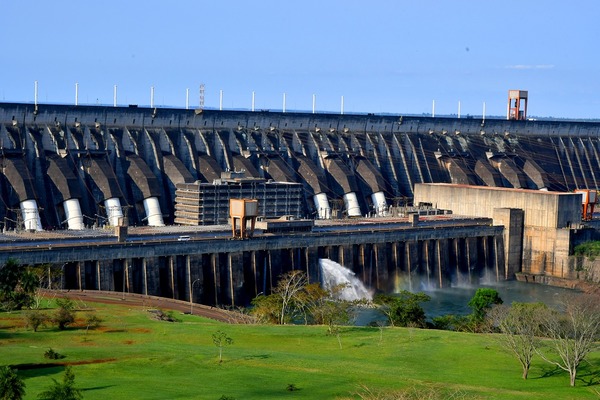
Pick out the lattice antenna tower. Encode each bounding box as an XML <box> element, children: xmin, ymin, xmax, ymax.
<box><xmin>199</xmin><ymin>84</ymin><xmax>205</xmax><ymax>109</ymax></box>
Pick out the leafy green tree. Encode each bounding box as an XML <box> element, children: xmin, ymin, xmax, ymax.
<box><xmin>0</xmin><ymin>366</ymin><xmax>26</xmax><ymax>400</ymax></box>
<box><xmin>468</xmin><ymin>288</ymin><xmax>502</xmax><ymax>322</ymax></box>
<box><xmin>373</xmin><ymin>291</ymin><xmax>431</xmax><ymax>328</ymax></box>
<box><xmin>37</xmin><ymin>366</ymin><xmax>82</xmax><ymax>400</ymax></box>
<box><xmin>212</xmin><ymin>330</ymin><xmax>233</xmax><ymax>363</ymax></box>
<box><xmin>0</xmin><ymin>259</ymin><xmax>39</xmax><ymax>311</ymax></box>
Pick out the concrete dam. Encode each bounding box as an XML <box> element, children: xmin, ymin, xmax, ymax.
<box><xmin>0</xmin><ymin>102</ymin><xmax>598</xmax><ymax>305</ymax></box>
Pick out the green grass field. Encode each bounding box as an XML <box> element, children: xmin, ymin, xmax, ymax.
<box><xmin>1</xmin><ymin>298</ymin><xmax>599</xmax><ymax>399</ymax></box>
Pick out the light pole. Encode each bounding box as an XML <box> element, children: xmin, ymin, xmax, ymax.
<box><xmin>190</xmin><ymin>278</ymin><xmax>201</xmax><ymax>315</ymax></box>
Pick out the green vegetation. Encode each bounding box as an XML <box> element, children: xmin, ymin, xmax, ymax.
<box><xmin>0</xmin><ymin>365</ymin><xmax>26</xmax><ymax>400</ymax></box>
<box><xmin>0</xmin><ymin>259</ymin><xmax>39</xmax><ymax>312</ymax></box>
<box><xmin>468</xmin><ymin>288</ymin><xmax>503</xmax><ymax>322</ymax></box>
<box><xmin>373</xmin><ymin>291</ymin><xmax>431</xmax><ymax>328</ymax></box>
<box><xmin>36</xmin><ymin>366</ymin><xmax>82</xmax><ymax>400</ymax></box>
<box><xmin>1</xmin><ymin>298</ymin><xmax>599</xmax><ymax>399</ymax></box>
<box><xmin>574</xmin><ymin>241</ymin><xmax>600</xmax><ymax>259</ymax></box>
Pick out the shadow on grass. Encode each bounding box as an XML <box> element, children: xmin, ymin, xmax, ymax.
<box><xmin>533</xmin><ymin>365</ymin><xmax>562</xmax><ymax>379</ymax></box>
<box><xmin>243</xmin><ymin>354</ymin><xmax>270</xmax><ymax>360</ymax></box>
<box><xmin>576</xmin><ymin>366</ymin><xmax>600</xmax><ymax>387</ymax></box>
<box><xmin>82</xmin><ymin>385</ymin><xmax>117</xmax><ymax>392</ymax></box>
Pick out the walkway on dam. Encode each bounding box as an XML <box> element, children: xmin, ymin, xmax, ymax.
<box><xmin>42</xmin><ymin>290</ymin><xmax>250</xmax><ymax>324</ymax></box>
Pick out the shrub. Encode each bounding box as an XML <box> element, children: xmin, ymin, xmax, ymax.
<box><xmin>25</xmin><ymin>310</ymin><xmax>48</xmax><ymax>332</ymax></box>
<box><xmin>44</xmin><ymin>348</ymin><xmax>65</xmax><ymax>360</ymax></box>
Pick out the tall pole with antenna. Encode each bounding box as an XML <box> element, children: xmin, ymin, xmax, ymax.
<box><xmin>283</xmin><ymin>92</ymin><xmax>286</xmax><ymax>113</ymax></box>
<box><xmin>75</xmin><ymin>83</ymin><xmax>79</xmax><ymax>106</ymax></box>
<box><xmin>113</xmin><ymin>85</ymin><xmax>117</xmax><ymax>107</ymax></box>
<box><xmin>150</xmin><ymin>86</ymin><xmax>155</xmax><ymax>108</ymax></box>
<box><xmin>251</xmin><ymin>91</ymin><xmax>255</xmax><ymax>112</ymax></box>
<box><xmin>483</xmin><ymin>101</ymin><xmax>486</xmax><ymax>122</ymax></box>
<box><xmin>34</xmin><ymin>80</ymin><xmax>38</xmax><ymax>108</ymax></box>
<box><xmin>199</xmin><ymin>84</ymin><xmax>205</xmax><ymax>109</ymax></box>
<box><xmin>186</xmin><ymin>88</ymin><xmax>189</xmax><ymax>110</ymax></box>
<box><xmin>219</xmin><ymin>90</ymin><xmax>223</xmax><ymax>111</ymax></box>
<box><xmin>312</xmin><ymin>94</ymin><xmax>316</xmax><ymax>114</ymax></box>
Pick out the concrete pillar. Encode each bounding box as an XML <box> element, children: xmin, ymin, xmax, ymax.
<box><xmin>144</xmin><ymin>257</ymin><xmax>161</xmax><ymax>296</ymax></box>
<box><xmin>97</xmin><ymin>259</ymin><xmax>115</xmax><ymax>291</ymax></box>
<box><xmin>339</xmin><ymin>245</ymin><xmax>354</xmax><ymax>269</ymax></box>
<box><xmin>493</xmin><ymin>208</ymin><xmax>524</xmax><ymax>279</ymax></box>
<box><xmin>142</xmin><ymin>258</ymin><xmax>148</xmax><ymax>295</ymax></box>
<box><xmin>374</xmin><ymin>243</ymin><xmax>389</xmax><ymax>292</ymax></box>
<box><xmin>405</xmin><ymin>241</ymin><xmax>419</xmax><ymax>292</ymax></box>
<box><xmin>466</xmin><ymin>237</ymin><xmax>479</xmax><ymax>285</ymax></box>
<box><xmin>77</xmin><ymin>262</ymin><xmax>85</xmax><ymax>290</ymax></box>
<box><xmin>188</xmin><ymin>254</ymin><xmax>204</xmax><ymax>304</ymax></box>
<box><xmin>211</xmin><ymin>253</ymin><xmax>222</xmax><ymax>306</ymax></box>
<box><xmin>305</xmin><ymin>247</ymin><xmax>320</xmax><ymax>284</ymax></box>
<box><xmin>228</xmin><ymin>252</ymin><xmax>244</xmax><ymax>307</ymax></box>
<box><xmin>435</xmin><ymin>239</ymin><xmax>451</xmax><ymax>288</ymax></box>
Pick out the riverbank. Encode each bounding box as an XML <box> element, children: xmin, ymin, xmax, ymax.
<box><xmin>515</xmin><ymin>272</ymin><xmax>599</xmax><ymax>294</ymax></box>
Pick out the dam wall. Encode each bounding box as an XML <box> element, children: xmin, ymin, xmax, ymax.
<box><xmin>0</xmin><ymin>219</ymin><xmax>503</xmax><ymax>306</ymax></box>
<box><xmin>1</xmin><ymin>102</ymin><xmax>600</xmax><ymax>231</ymax></box>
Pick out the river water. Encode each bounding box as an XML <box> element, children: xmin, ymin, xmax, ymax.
<box><xmin>420</xmin><ymin>280</ymin><xmax>578</xmax><ymax>318</ymax></box>
<box><xmin>319</xmin><ymin>258</ymin><xmax>582</xmax><ymax>325</ymax></box>
<box><xmin>354</xmin><ymin>281</ymin><xmax>580</xmax><ymax>326</ymax></box>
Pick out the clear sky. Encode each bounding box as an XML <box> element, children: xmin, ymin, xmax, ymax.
<box><xmin>1</xmin><ymin>1</ymin><xmax>599</xmax><ymax>119</ymax></box>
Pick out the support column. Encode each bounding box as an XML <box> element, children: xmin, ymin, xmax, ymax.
<box><xmin>228</xmin><ymin>252</ymin><xmax>244</xmax><ymax>307</ymax></box>
<box><xmin>306</xmin><ymin>247</ymin><xmax>320</xmax><ymax>284</ymax></box>
<box><xmin>374</xmin><ymin>243</ymin><xmax>389</xmax><ymax>292</ymax></box>
<box><xmin>493</xmin><ymin>208</ymin><xmax>524</xmax><ymax>279</ymax></box>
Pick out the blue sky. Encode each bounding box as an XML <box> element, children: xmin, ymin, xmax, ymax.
<box><xmin>1</xmin><ymin>1</ymin><xmax>599</xmax><ymax>119</ymax></box>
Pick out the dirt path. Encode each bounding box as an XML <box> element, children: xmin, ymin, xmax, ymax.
<box><xmin>42</xmin><ymin>290</ymin><xmax>250</xmax><ymax>324</ymax></box>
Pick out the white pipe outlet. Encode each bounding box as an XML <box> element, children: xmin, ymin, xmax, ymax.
<box><xmin>371</xmin><ymin>191</ymin><xmax>387</xmax><ymax>216</ymax></box>
<box><xmin>64</xmin><ymin>198</ymin><xmax>84</xmax><ymax>230</ymax></box>
<box><xmin>343</xmin><ymin>192</ymin><xmax>361</xmax><ymax>217</ymax></box>
<box><xmin>313</xmin><ymin>193</ymin><xmax>331</xmax><ymax>219</ymax></box>
<box><xmin>143</xmin><ymin>197</ymin><xmax>165</xmax><ymax>226</ymax></box>
<box><xmin>104</xmin><ymin>197</ymin><xmax>124</xmax><ymax>226</ymax></box>
<box><xmin>20</xmin><ymin>199</ymin><xmax>43</xmax><ymax>231</ymax></box>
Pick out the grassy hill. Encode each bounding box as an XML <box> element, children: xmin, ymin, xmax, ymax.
<box><xmin>1</xmin><ymin>298</ymin><xmax>598</xmax><ymax>399</ymax></box>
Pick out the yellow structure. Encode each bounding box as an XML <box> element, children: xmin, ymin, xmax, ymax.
<box><xmin>229</xmin><ymin>199</ymin><xmax>258</xmax><ymax>238</ymax></box>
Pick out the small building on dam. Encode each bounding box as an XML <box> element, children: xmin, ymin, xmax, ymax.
<box><xmin>0</xmin><ymin>101</ymin><xmax>598</xmax><ymax>306</ymax></box>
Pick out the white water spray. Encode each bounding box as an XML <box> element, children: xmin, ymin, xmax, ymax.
<box><xmin>319</xmin><ymin>259</ymin><xmax>372</xmax><ymax>301</ymax></box>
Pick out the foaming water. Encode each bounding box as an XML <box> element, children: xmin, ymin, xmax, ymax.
<box><xmin>319</xmin><ymin>258</ymin><xmax>372</xmax><ymax>301</ymax></box>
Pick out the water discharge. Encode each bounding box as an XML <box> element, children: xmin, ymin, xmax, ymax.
<box><xmin>319</xmin><ymin>258</ymin><xmax>372</xmax><ymax>301</ymax></box>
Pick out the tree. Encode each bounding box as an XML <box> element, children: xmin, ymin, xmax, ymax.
<box><xmin>84</xmin><ymin>313</ymin><xmax>102</xmax><ymax>333</ymax></box>
<box><xmin>0</xmin><ymin>259</ymin><xmax>39</xmax><ymax>311</ymax></box>
<box><xmin>52</xmin><ymin>298</ymin><xmax>75</xmax><ymax>330</ymax></box>
<box><xmin>468</xmin><ymin>288</ymin><xmax>502</xmax><ymax>322</ymax></box>
<box><xmin>212</xmin><ymin>330</ymin><xmax>233</xmax><ymax>363</ymax></box>
<box><xmin>24</xmin><ymin>310</ymin><xmax>48</xmax><ymax>332</ymax></box>
<box><xmin>273</xmin><ymin>271</ymin><xmax>308</xmax><ymax>325</ymax></box>
<box><xmin>250</xmin><ymin>294</ymin><xmax>282</xmax><ymax>324</ymax></box>
<box><xmin>488</xmin><ymin>302</ymin><xmax>546</xmax><ymax>379</ymax></box>
<box><xmin>37</xmin><ymin>366</ymin><xmax>82</xmax><ymax>400</ymax></box>
<box><xmin>373</xmin><ymin>291</ymin><xmax>431</xmax><ymax>328</ymax></box>
<box><xmin>0</xmin><ymin>366</ymin><xmax>26</xmax><ymax>400</ymax></box>
<box><xmin>536</xmin><ymin>293</ymin><xmax>600</xmax><ymax>386</ymax></box>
